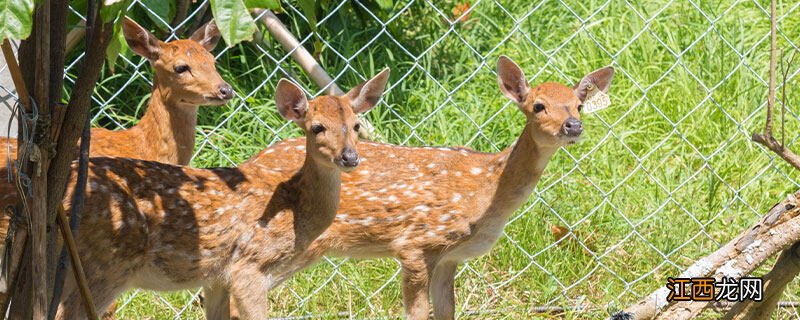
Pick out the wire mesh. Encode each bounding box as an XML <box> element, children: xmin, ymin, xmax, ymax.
<box><xmin>1</xmin><ymin>0</ymin><xmax>799</xmax><ymax>318</ymax></box>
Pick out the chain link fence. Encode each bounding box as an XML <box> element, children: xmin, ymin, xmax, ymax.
<box><xmin>2</xmin><ymin>0</ymin><xmax>800</xmax><ymax>318</ymax></box>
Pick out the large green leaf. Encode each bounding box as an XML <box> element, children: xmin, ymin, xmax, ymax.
<box><xmin>297</xmin><ymin>0</ymin><xmax>321</xmax><ymax>57</ymax></box>
<box><xmin>0</xmin><ymin>0</ymin><xmax>34</xmax><ymax>41</ymax></box>
<box><xmin>244</xmin><ymin>0</ymin><xmax>282</xmax><ymax>11</ymax></box>
<box><xmin>210</xmin><ymin>0</ymin><xmax>256</xmax><ymax>47</ymax></box>
<box><xmin>140</xmin><ymin>0</ymin><xmax>172</xmax><ymax>24</ymax></box>
<box><xmin>297</xmin><ymin>0</ymin><xmax>316</xmax><ymax>31</ymax></box>
<box><xmin>101</xmin><ymin>0</ymin><xmax>130</xmax><ymax>23</ymax></box>
<box><xmin>105</xmin><ymin>21</ymin><xmax>131</xmax><ymax>74</ymax></box>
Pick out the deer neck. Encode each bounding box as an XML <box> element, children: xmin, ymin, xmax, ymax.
<box><xmin>484</xmin><ymin>125</ymin><xmax>558</xmax><ymax>220</ymax></box>
<box><xmin>135</xmin><ymin>80</ymin><xmax>198</xmax><ymax>165</ymax></box>
<box><xmin>286</xmin><ymin>141</ymin><xmax>342</xmax><ymax>240</ymax></box>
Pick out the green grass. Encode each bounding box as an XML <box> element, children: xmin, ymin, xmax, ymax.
<box><xmin>72</xmin><ymin>0</ymin><xmax>800</xmax><ymax>318</ymax></box>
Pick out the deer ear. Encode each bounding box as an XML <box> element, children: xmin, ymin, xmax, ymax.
<box><xmin>275</xmin><ymin>79</ymin><xmax>309</xmax><ymax>122</ymax></box>
<box><xmin>574</xmin><ymin>66</ymin><xmax>614</xmax><ymax>102</ymax></box>
<box><xmin>122</xmin><ymin>17</ymin><xmax>160</xmax><ymax>60</ymax></box>
<box><xmin>496</xmin><ymin>55</ymin><xmax>530</xmax><ymax>104</ymax></box>
<box><xmin>190</xmin><ymin>20</ymin><xmax>222</xmax><ymax>52</ymax></box>
<box><xmin>346</xmin><ymin>68</ymin><xmax>390</xmax><ymax>114</ymax></box>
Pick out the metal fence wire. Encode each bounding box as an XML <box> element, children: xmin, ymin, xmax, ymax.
<box><xmin>2</xmin><ymin>0</ymin><xmax>800</xmax><ymax>318</ymax></box>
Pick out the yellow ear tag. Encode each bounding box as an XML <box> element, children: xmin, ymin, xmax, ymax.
<box><xmin>583</xmin><ymin>84</ymin><xmax>611</xmax><ymax>114</ymax></box>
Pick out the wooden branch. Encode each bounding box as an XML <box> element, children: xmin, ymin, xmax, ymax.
<box><xmin>65</xmin><ymin>23</ymin><xmax>86</xmax><ymax>61</ymax></box>
<box><xmin>253</xmin><ymin>9</ymin><xmax>342</xmax><ymax>95</ymax></box>
<box><xmin>252</xmin><ymin>8</ymin><xmax>382</xmax><ymax>141</ymax></box>
<box><xmin>49</xmin><ymin>115</ymin><xmax>93</xmax><ymax>320</ymax></box>
<box><xmin>0</xmin><ymin>41</ymin><xmax>31</xmax><ymax>317</ymax></box>
<box><xmin>751</xmin><ymin>133</ymin><xmax>800</xmax><ymax>169</ymax></box>
<box><xmin>764</xmin><ymin>0</ymin><xmax>777</xmax><ymax>138</ymax></box>
<box><xmin>25</xmin><ymin>1</ymin><xmax>53</xmax><ymax>318</ymax></box>
<box><xmin>616</xmin><ymin>192</ymin><xmax>800</xmax><ymax>319</ymax></box>
<box><xmin>45</xmin><ymin>2</ymin><xmax>69</xmax><ymax>309</ymax></box>
<box><xmin>1</xmin><ymin>41</ymin><xmax>31</xmax><ymax>109</ymax></box>
<box><xmin>721</xmin><ymin>242</ymin><xmax>800</xmax><ymax>320</ymax></box>
<box><xmin>55</xmin><ymin>206</ymin><xmax>96</xmax><ymax>318</ymax></box>
<box><xmin>171</xmin><ymin>0</ymin><xmax>190</xmax><ymax>29</ymax></box>
<box><xmin>45</xmin><ymin>3</ymin><xmax>114</xmax><ymax>239</ymax></box>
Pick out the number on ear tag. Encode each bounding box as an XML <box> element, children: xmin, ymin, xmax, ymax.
<box><xmin>583</xmin><ymin>87</ymin><xmax>611</xmax><ymax>114</ymax></box>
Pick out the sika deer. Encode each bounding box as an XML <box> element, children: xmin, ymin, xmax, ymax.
<box><xmin>54</xmin><ymin>70</ymin><xmax>390</xmax><ymax>320</ymax></box>
<box><xmin>0</xmin><ymin>20</ymin><xmax>231</xmax><ymax>317</ymax></box>
<box><xmin>230</xmin><ymin>56</ymin><xmax>614</xmax><ymax>319</ymax></box>
<box><xmin>0</xmin><ymin>17</ymin><xmax>231</xmax><ymax>238</ymax></box>
<box><xmin>1</xmin><ymin>17</ymin><xmax>231</xmax><ymax>164</ymax></box>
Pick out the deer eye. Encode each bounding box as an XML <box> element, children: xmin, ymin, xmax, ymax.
<box><xmin>311</xmin><ymin>124</ymin><xmax>326</xmax><ymax>134</ymax></box>
<box><xmin>533</xmin><ymin>103</ymin><xmax>545</xmax><ymax>113</ymax></box>
<box><xmin>354</xmin><ymin>123</ymin><xmax>361</xmax><ymax>132</ymax></box>
<box><xmin>578</xmin><ymin>104</ymin><xmax>584</xmax><ymax>112</ymax></box>
<box><xmin>174</xmin><ymin>64</ymin><xmax>190</xmax><ymax>74</ymax></box>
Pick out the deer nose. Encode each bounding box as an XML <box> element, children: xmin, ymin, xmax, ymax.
<box><xmin>218</xmin><ymin>83</ymin><xmax>234</xmax><ymax>100</ymax></box>
<box><xmin>563</xmin><ymin>117</ymin><xmax>583</xmax><ymax>136</ymax></box>
<box><xmin>341</xmin><ymin>148</ymin><xmax>359</xmax><ymax>167</ymax></box>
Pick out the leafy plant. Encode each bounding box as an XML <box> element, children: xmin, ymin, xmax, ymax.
<box><xmin>0</xmin><ymin>0</ymin><xmax>34</xmax><ymax>42</ymax></box>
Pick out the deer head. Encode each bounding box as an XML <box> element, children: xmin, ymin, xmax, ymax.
<box><xmin>275</xmin><ymin>69</ymin><xmax>390</xmax><ymax>172</ymax></box>
<box><xmin>497</xmin><ymin>55</ymin><xmax>614</xmax><ymax>148</ymax></box>
<box><xmin>122</xmin><ymin>17</ymin><xmax>233</xmax><ymax>106</ymax></box>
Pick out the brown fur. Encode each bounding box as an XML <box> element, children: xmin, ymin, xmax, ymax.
<box><xmin>0</xmin><ymin>17</ymin><xmax>230</xmax><ymax>318</ymax></box>
<box><xmin>53</xmin><ymin>71</ymin><xmax>389</xmax><ymax>320</ymax></box>
<box><xmin>223</xmin><ymin>57</ymin><xmax>614</xmax><ymax>319</ymax></box>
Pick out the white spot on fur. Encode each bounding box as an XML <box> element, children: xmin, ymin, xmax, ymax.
<box><xmin>265</xmin><ymin>149</ymin><xmax>274</xmax><ymax>154</ymax></box>
<box><xmin>388</xmin><ymin>195</ymin><xmax>398</xmax><ymax>203</ymax></box>
<box><xmin>455</xmin><ymin>171</ymin><xmax>462</xmax><ymax>177</ymax></box>
<box><xmin>359</xmin><ymin>192</ymin><xmax>374</xmax><ymax>199</ymax></box>
<box><xmin>360</xmin><ymin>170</ymin><xmax>370</xmax><ymax>175</ymax></box>
<box><xmin>295</xmin><ymin>145</ymin><xmax>305</xmax><ymax>150</ymax></box>
<box><xmin>413</xmin><ymin>205</ymin><xmax>430</xmax><ymax>213</ymax></box>
<box><xmin>440</xmin><ymin>170</ymin><xmax>448</xmax><ymax>175</ymax></box>
<box><xmin>452</xmin><ymin>193</ymin><xmax>462</xmax><ymax>202</ymax></box>
<box><xmin>426</xmin><ymin>163</ymin><xmax>436</xmax><ymax>169</ymax></box>
<box><xmin>470</xmin><ymin>167</ymin><xmax>482</xmax><ymax>175</ymax></box>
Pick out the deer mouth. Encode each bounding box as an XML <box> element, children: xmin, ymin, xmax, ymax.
<box><xmin>203</xmin><ymin>96</ymin><xmax>231</xmax><ymax>106</ymax></box>
<box><xmin>558</xmin><ymin>132</ymin><xmax>583</xmax><ymax>145</ymax></box>
<box><xmin>334</xmin><ymin>158</ymin><xmax>359</xmax><ymax>172</ymax></box>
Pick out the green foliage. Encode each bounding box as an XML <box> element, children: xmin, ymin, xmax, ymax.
<box><xmin>245</xmin><ymin>0</ymin><xmax>282</xmax><ymax>12</ymax></box>
<box><xmin>0</xmin><ymin>0</ymin><xmax>33</xmax><ymax>42</ymax></box>
<box><xmin>140</xmin><ymin>0</ymin><xmax>172</xmax><ymax>24</ymax></box>
<box><xmin>100</xmin><ymin>0</ymin><xmax>131</xmax><ymax>23</ymax></box>
<box><xmin>210</xmin><ymin>0</ymin><xmax>282</xmax><ymax>47</ymax></box>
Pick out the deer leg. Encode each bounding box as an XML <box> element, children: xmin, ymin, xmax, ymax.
<box><xmin>101</xmin><ymin>301</ymin><xmax>118</xmax><ymax>320</ymax></box>
<box><xmin>228</xmin><ymin>292</ymin><xmax>241</xmax><ymax>320</ymax></box>
<box><xmin>203</xmin><ymin>284</ymin><xmax>232</xmax><ymax>320</ymax></box>
<box><xmin>400</xmin><ymin>252</ymin><xmax>437</xmax><ymax>320</ymax></box>
<box><xmin>430</xmin><ymin>261</ymin><xmax>458</xmax><ymax>320</ymax></box>
<box><xmin>228</xmin><ymin>267</ymin><xmax>271</xmax><ymax>320</ymax></box>
<box><xmin>56</xmin><ymin>266</ymin><xmax>126</xmax><ymax>320</ymax></box>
